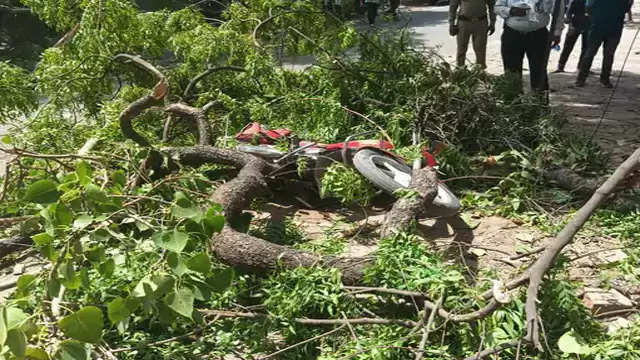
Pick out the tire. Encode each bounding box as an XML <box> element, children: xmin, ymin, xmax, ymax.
<box><xmin>353</xmin><ymin>149</ymin><xmax>461</xmax><ymax>217</ymax></box>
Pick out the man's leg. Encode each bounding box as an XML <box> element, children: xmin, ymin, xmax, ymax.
<box><xmin>525</xmin><ymin>27</ymin><xmax>550</xmax><ymax>92</ymax></box>
<box><xmin>366</xmin><ymin>2</ymin><xmax>378</xmax><ymax>24</ymax></box>
<box><xmin>457</xmin><ymin>21</ymin><xmax>473</xmax><ymax>67</ymax></box>
<box><xmin>501</xmin><ymin>26</ymin><xmax>526</xmax><ymax>84</ymax></box>
<box><xmin>600</xmin><ymin>29</ymin><xmax>622</xmax><ymax>87</ymax></box>
<box><xmin>471</xmin><ymin>19</ymin><xmax>489</xmax><ymax>68</ymax></box>
<box><xmin>577</xmin><ymin>29</ymin><xmax>589</xmax><ymax>70</ymax></box>
<box><xmin>577</xmin><ymin>28</ymin><xmax>605</xmax><ymax>86</ymax></box>
<box><xmin>557</xmin><ymin>26</ymin><xmax>579</xmax><ymax>71</ymax></box>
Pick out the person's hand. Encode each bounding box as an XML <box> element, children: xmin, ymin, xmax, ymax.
<box><xmin>488</xmin><ymin>23</ymin><xmax>495</xmax><ymax>35</ymax></box>
<box><xmin>449</xmin><ymin>24</ymin><xmax>459</xmax><ymax>36</ymax></box>
<box><xmin>509</xmin><ymin>7</ymin><xmax>527</xmax><ymax>16</ymax></box>
<box><xmin>550</xmin><ymin>34</ymin><xmax>561</xmax><ymax>48</ymax></box>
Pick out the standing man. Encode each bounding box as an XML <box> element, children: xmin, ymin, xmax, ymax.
<box><xmin>364</xmin><ymin>0</ymin><xmax>380</xmax><ymax>24</ymax></box>
<box><xmin>386</xmin><ymin>0</ymin><xmax>400</xmax><ymax>16</ymax></box>
<box><xmin>495</xmin><ymin>0</ymin><xmax>565</xmax><ymax>92</ymax></box>
<box><xmin>555</xmin><ymin>0</ymin><xmax>589</xmax><ymax>72</ymax></box>
<box><xmin>449</xmin><ymin>0</ymin><xmax>497</xmax><ymax>68</ymax></box>
<box><xmin>575</xmin><ymin>0</ymin><xmax>632</xmax><ymax>87</ymax></box>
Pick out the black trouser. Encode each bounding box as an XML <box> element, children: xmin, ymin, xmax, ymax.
<box><xmin>577</xmin><ymin>26</ymin><xmax>623</xmax><ymax>82</ymax></box>
<box><xmin>389</xmin><ymin>0</ymin><xmax>399</xmax><ymax>12</ymax></box>
<box><xmin>558</xmin><ymin>25</ymin><xmax>588</xmax><ymax>70</ymax></box>
<box><xmin>501</xmin><ymin>26</ymin><xmax>551</xmax><ymax>92</ymax></box>
<box><xmin>366</xmin><ymin>2</ymin><xmax>378</xmax><ymax>24</ymax></box>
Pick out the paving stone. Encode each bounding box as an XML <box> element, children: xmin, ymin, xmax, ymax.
<box><xmin>595</xmin><ymin>249</ymin><xmax>628</xmax><ymax>265</ymax></box>
<box><xmin>583</xmin><ymin>288</ymin><xmax>634</xmax><ymax>315</ymax></box>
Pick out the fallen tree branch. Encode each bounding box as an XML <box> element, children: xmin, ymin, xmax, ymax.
<box><xmin>525</xmin><ymin>148</ymin><xmax>640</xmax><ymax>350</ymax></box>
<box><xmin>415</xmin><ymin>295</ymin><xmax>442</xmax><ymax>360</ymax></box>
<box><xmin>113</xmin><ymin>53</ymin><xmax>166</xmax><ymax>83</ymax></box>
<box><xmin>200</xmin><ymin>309</ymin><xmax>419</xmax><ymax>327</ymax></box>
<box><xmin>258</xmin><ymin>324</ymin><xmax>347</xmax><ymax>359</ymax></box>
<box><xmin>183</xmin><ymin>65</ymin><xmax>246</xmax><ymax>99</ymax></box>
<box><xmin>463</xmin><ymin>338</ymin><xmax>521</xmax><ymax>360</ymax></box>
<box><xmin>381</xmin><ymin>167</ymin><xmax>438</xmax><ymax>238</ymax></box>
<box><xmin>164</xmin><ymin>103</ymin><xmax>212</xmax><ymax>146</ymax></box>
<box><xmin>344</xmin><ymin>286</ymin><xmax>501</xmax><ymax>323</ymax></box>
<box><xmin>0</xmin><ymin>235</ymin><xmax>33</xmax><ymax>258</ymax></box>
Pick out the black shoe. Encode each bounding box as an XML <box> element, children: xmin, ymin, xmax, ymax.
<box><xmin>553</xmin><ymin>68</ymin><xmax>565</xmax><ymax>73</ymax></box>
<box><xmin>575</xmin><ymin>78</ymin><xmax>586</xmax><ymax>87</ymax></box>
<box><xmin>600</xmin><ymin>79</ymin><xmax>613</xmax><ymax>88</ymax></box>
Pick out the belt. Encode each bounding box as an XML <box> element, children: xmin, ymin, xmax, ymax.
<box><xmin>458</xmin><ymin>14</ymin><xmax>487</xmax><ymax>21</ymax></box>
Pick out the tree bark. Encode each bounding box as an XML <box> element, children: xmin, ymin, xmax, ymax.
<box><xmin>381</xmin><ymin>167</ymin><xmax>438</xmax><ymax>238</ymax></box>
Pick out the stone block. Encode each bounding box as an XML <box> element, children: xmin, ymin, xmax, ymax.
<box><xmin>583</xmin><ymin>288</ymin><xmax>633</xmax><ymax>315</ymax></box>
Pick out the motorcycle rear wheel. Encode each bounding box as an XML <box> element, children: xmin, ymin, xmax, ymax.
<box><xmin>352</xmin><ymin>149</ymin><xmax>461</xmax><ymax>217</ymax></box>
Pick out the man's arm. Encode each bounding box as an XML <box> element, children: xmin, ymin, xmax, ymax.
<box><xmin>494</xmin><ymin>0</ymin><xmax>510</xmax><ymax>19</ymax></box>
<box><xmin>449</xmin><ymin>0</ymin><xmax>459</xmax><ymax>24</ymax></box>
<box><xmin>551</xmin><ymin>0</ymin><xmax>566</xmax><ymax>36</ymax></box>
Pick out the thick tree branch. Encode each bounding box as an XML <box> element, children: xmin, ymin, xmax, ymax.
<box><xmin>183</xmin><ymin>66</ymin><xmax>246</xmax><ymax>99</ymax></box>
<box><xmin>381</xmin><ymin>167</ymin><xmax>438</xmax><ymax>238</ymax></box>
<box><xmin>113</xmin><ymin>53</ymin><xmax>166</xmax><ymax>83</ymax></box>
<box><xmin>164</xmin><ymin>104</ymin><xmax>212</xmax><ymax>145</ymax></box>
<box><xmin>525</xmin><ymin>148</ymin><xmax>640</xmax><ymax>350</ymax></box>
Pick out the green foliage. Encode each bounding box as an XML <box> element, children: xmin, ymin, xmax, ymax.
<box><xmin>0</xmin><ymin>0</ymin><xmax>632</xmax><ymax>358</ymax></box>
<box><xmin>364</xmin><ymin>233</ymin><xmax>465</xmax><ymax>297</ymax></box>
<box><xmin>321</xmin><ymin>163</ymin><xmax>375</xmax><ymax>206</ymax></box>
<box><xmin>0</xmin><ymin>61</ymin><xmax>37</xmax><ymax>119</ymax></box>
<box><xmin>262</xmin><ymin>267</ymin><xmax>354</xmax><ymax>319</ymax></box>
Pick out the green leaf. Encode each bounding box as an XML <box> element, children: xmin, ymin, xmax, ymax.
<box><xmin>111</xmin><ymin>170</ymin><xmax>126</xmax><ymax>187</ymax></box>
<box><xmin>167</xmin><ymin>252</ymin><xmax>190</xmax><ymax>276</ymax></box>
<box><xmin>24</xmin><ymin>180</ymin><xmax>60</xmax><ymax>204</ymax></box>
<box><xmin>54</xmin><ymin>204</ymin><xmax>73</xmax><ymax>227</ymax></box>
<box><xmin>85</xmin><ymin>184</ymin><xmax>109</xmax><ymax>204</ymax></box>
<box><xmin>132</xmin><ymin>276</ymin><xmax>157</xmax><ymax>298</ymax></box>
<box><xmin>72</xmin><ymin>215</ymin><xmax>93</xmax><ymax>230</ymax></box>
<box><xmin>5</xmin><ymin>307</ymin><xmax>28</xmax><ymax>329</ymax></box>
<box><xmin>107</xmin><ymin>298</ymin><xmax>130</xmax><ymax>325</ymax></box>
<box><xmin>165</xmin><ymin>288</ymin><xmax>194</xmax><ymax>319</ymax></box>
<box><xmin>558</xmin><ymin>330</ymin><xmax>591</xmax><ymax>355</ymax></box>
<box><xmin>202</xmin><ymin>208</ymin><xmax>224</xmax><ymax>236</ymax></box>
<box><xmin>16</xmin><ymin>274</ymin><xmax>37</xmax><ymax>296</ymax></box>
<box><xmin>32</xmin><ymin>233</ymin><xmax>53</xmax><ymax>246</ymax></box>
<box><xmin>187</xmin><ymin>253</ymin><xmax>211</xmax><ymax>274</ymax></box>
<box><xmin>0</xmin><ymin>307</ymin><xmax>7</xmax><ymax>346</ymax></box>
<box><xmin>171</xmin><ymin>205</ymin><xmax>202</xmax><ymax>221</ymax></box>
<box><xmin>98</xmin><ymin>259</ymin><xmax>115</xmax><ymax>278</ymax></box>
<box><xmin>207</xmin><ymin>268</ymin><xmax>234</xmax><ymax>293</ymax></box>
<box><xmin>57</xmin><ymin>306</ymin><xmax>103</xmax><ymax>343</ymax></box>
<box><xmin>173</xmin><ymin>191</ymin><xmax>192</xmax><ymax>208</ymax></box>
<box><xmin>6</xmin><ymin>328</ymin><xmax>27</xmax><ymax>357</ymax></box>
<box><xmin>85</xmin><ymin>246</ymin><xmax>105</xmax><ymax>263</ymax></box>
<box><xmin>55</xmin><ymin>340</ymin><xmax>90</xmax><ymax>360</ymax></box>
<box><xmin>25</xmin><ymin>347</ymin><xmax>51</xmax><ymax>360</ymax></box>
<box><xmin>1</xmin><ymin>135</ymin><xmax>13</xmax><ymax>144</ymax></box>
<box><xmin>75</xmin><ymin>161</ymin><xmax>91</xmax><ymax>186</ymax></box>
<box><xmin>152</xmin><ymin>229</ymin><xmax>188</xmax><ymax>253</ymax></box>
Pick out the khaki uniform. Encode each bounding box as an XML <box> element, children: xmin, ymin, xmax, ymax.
<box><xmin>449</xmin><ymin>0</ymin><xmax>496</xmax><ymax>68</ymax></box>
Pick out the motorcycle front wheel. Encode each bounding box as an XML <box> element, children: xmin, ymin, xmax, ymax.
<box><xmin>352</xmin><ymin>149</ymin><xmax>461</xmax><ymax>217</ymax></box>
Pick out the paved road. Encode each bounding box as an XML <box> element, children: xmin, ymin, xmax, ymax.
<box><xmin>401</xmin><ymin>3</ymin><xmax>640</xmax><ymax>166</ymax></box>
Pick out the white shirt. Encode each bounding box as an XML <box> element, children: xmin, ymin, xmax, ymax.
<box><xmin>495</xmin><ymin>0</ymin><xmax>565</xmax><ymax>35</ymax></box>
